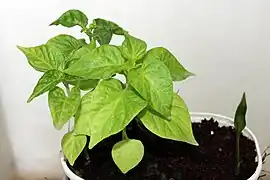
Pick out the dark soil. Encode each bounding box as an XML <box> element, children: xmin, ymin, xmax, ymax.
<box><xmin>68</xmin><ymin>118</ymin><xmax>257</xmax><ymax>180</ymax></box>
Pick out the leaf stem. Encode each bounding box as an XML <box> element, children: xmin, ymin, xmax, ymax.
<box><xmin>63</xmin><ymin>83</ymin><xmax>72</xmax><ymax>132</ymax></box>
<box><xmin>122</xmin><ymin>129</ymin><xmax>128</xmax><ymax>140</ymax></box>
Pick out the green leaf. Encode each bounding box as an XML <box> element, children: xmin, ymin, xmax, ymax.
<box><xmin>128</xmin><ymin>59</ymin><xmax>173</xmax><ymax>118</ymax></box>
<box><xmin>234</xmin><ymin>93</ymin><xmax>247</xmax><ymax>135</ymax></box>
<box><xmin>64</xmin><ymin>75</ymin><xmax>99</xmax><ymax>90</ymax></box>
<box><xmin>48</xmin><ymin>87</ymin><xmax>81</xmax><ymax>130</ymax></box>
<box><xmin>65</xmin><ymin>45</ymin><xmax>125</xmax><ymax>79</ymax></box>
<box><xmin>17</xmin><ymin>45</ymin><xmax>65</xmax><ymax>72</ymax></box>
<box><xmin>74</xmin><ymin>79</ymin><xmax>147</xmax><ymax>149</ymax></box>
<box><xmin>93</xmin><ymin>18</ymin><xmax>125</xmax><ymax>45</ymax></box>
<box><xmin>121</xmin><ymin>34</ymin><xmax>147</xmax><ymax>61</ymax></box>
<box><xmin>112</xmin><ymin>139</ymin><xmax>144</xmax><ymax>174</ymax></box>
<box><xmin>61</xmin><ymin>132</ymin><xmax>86</xmax><ymax>166</ymax></box>
<box><xmin>145</xmin><ymin>47</ymin><xmax>194</xmax><ymax>81</ymax></box>
<box><xmin>47</xmin><ymin>34</ymin><xmax>86</xmax><ymax>57</ymax></box>
<box><xmin>28</xmin><ymin>70</ymin><xmax>65</xmax><ymax>102</ymax></box>
<box><xmin>50</xmin><ymin>9</ymin><xmax>88</xmax><ymax>29</ymax></box>
<box><xmin>65</xmin><ymin>42</ymin><xmax>96</xmax><ymax>68</ymax></box>
<box><xmin>139</xmin><ymin>93</ymin><xmax>198</xmax><ymax>145</ymax></box>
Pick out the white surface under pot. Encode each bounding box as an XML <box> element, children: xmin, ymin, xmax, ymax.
<box><xmin>61</xmin><ymin>113</ymin><xmax>262</xmax><ymax>180</ymax></box>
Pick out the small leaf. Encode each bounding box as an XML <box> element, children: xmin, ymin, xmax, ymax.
<box><xmin>145</xmin><ymin>47</ymin><xmax>194</xmax><ymax>81</ymax></box>
<box><xmin>121</xmin><ymin>34</ymin><xmax>147</xmax><ymax>61</ymax></box>
<box><xmin>128</xmin><ymin>59</ymin><xmax>173</xmax><ymax>118</ymax></box>
<box><xmin>28</xmin><ymin>70</ymin><xmax>65</xmax><ymax>102</ymax></box>
<box><xmin>93</xmin><ymin>18</ymin><xmax>125</xmax><ymax>45</ymax></box>
<box><xmin>234</xmin><ymin>93</ymin><xmax>247</xmax><ymax>135</ymax></box>
<box><xmin>17</xmin><ymin>45</ymin><xmax>65</xmax><ymax>72</ymax></box>
<box><xmin>139</xmin><ymin>93</ymin><xmax>198</xmax><ymax>145</ymax></box>
<box><xmin>47</xmin><ymin>34</ymin><xmax>86</xmax><ymax>58</ymax></box>
<box><xmin>61</xmin><ymin>132</ymin><xmax>86</xmax><ymax>165</ymax></box>
<box><xmin>65</xmin><ymin>45</ymin><xmax>125</xmax><ymax>79</ymax></box>
<box><xmin>48</xmin><ymin>87</ymin><xmax>81</xmax><ymax>130</ymax></box>
<box><xmin>112</xmin><ymin>139</ymin><xmax>144</xmax><ymax>174</ymax></box>
<box><xmin>74</xmin><ymin>79</ymin><xmax>147</xmax><ymax>149</ymax></box>
<box><xmin>50</xmin><ymin>9</ymin><xmax>88</xmax><ymax>29</ymax></box>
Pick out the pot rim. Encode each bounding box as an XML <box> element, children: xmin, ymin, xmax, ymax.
<box><xmin>61</xmin><ymin>112</ymin><xmax>262</xmax><ymax>180</ymax></box>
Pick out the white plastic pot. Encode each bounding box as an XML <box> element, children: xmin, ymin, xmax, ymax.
<box><xmin>61</xmin><ymin>112</ymin><xmax>262</xmax><ymax>180</ymax></box>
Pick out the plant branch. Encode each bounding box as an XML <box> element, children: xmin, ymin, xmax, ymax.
<box><xmin>122</xmin><ymin>129</ymin><xmax>128</xmax><ymax>140</ymax></box>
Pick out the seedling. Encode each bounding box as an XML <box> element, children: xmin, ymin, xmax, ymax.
<box><xmin>234</xmin><ymin>93</ymin><xmax>247</xmax><ymax>175</ymax></box>
<box><xmin>18</xmin><ymin>9</ymin><xmax>198</xmax><ymax>173</ymax></box>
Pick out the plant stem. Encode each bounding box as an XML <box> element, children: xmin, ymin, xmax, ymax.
<box><xmin>84</xmin><ymin>147</ymin><xmax>90</xmax><ymax>161</ymax></box>
<box><xmin>235</xmin><ymin>134</ymin><xmax>240</xmax><ymax>175</ymax></box>
<box><xmin>63</xmin><ymin>83</ymin><xmax>72</xmax><ymax>132</ymax></box>
<box><xmin>122</xmin><ymin>129</ymin><xmax>128</xmax><ymax>140</ymax></box>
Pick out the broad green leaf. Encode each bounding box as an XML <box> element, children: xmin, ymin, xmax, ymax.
<box><xmin>121</xmin><ymin>34</ymin><xmax>147</xmax><ymax>61</ymax></box>
<box><xmin>64</xmin><ymin>74</ymin><xmax>99</xmax><ymax>90</ymax></box>
<box><xmin>145</xmin><ymin>47</ymin><xmax>194</xmax><ymax>81</ymax></box>
<box><xmin>28</xmin><ymin>70</ymin><xmax>64</xmax><ymax>102</ymax></box>
<box><xmin>48</xmin><ymin>87</ymin><xmax>81</xmax><ymax>130</ymax></box>
<box><xmin>74</xmin><ymin>79</ymin><xmax>147</xmax><ymax>149</ymax></box>
<box><xmin>65</xmin><ymin>42</ymin><xmax>96</xmax><ymax>68</ymax></box>
<box><xmin>47</xmin><ymin>34</ymin><xmax>86</xmax><ymax>57</ymax></box>
<box><xmin>128</xmin><ymin>59</ymin><xmax>173</xmax><ymax>118</ymax></box>
<box><xmin>17</xmin><ymin>45</ymin><xmax>65</xmax><ymax>72</ymax></box>
<box><xmin>50</xmin><ymin>9</ymin><xmax>88</xmax><ymax>29</ymax></box>
<box><xmin>139</xmin><ymin>93</ymin><xmax>198</xmax><ymax>145</ymax></box>
<box><xmin>93</xmin><ymin>18</ymin><xmax>125</xmax><ymax>45</ymax></box>
<box><xmin>61</xmin><ymin>132</ymin><xmax>86</xmax><ymax>165</ymax></box>
<box><xmin>234</xmin><ymin>93</ymin><xmax>247</xmax><ymax>135</ymax></box>
<box><xmin>65</xmin><ymin>45</ymin><xmax>125</xmax><ymax>79</ymax></box>
<box><xmin>112</xmin><ymin>139</ymin><xmax>144</xmax><ymax>174</ymax></box>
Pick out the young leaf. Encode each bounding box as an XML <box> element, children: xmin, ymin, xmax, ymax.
<box><xmin>112</xmin><ymin>139</ymin><xmax>144</xmax><ymax>174</ymax></box>
<box><xmin>17</xmin><ymin>45</ymin><xmax>65</xmax><ymax>72</ymax></box>
<box><xmin>234</xmin><ymin>93</ymin><xmax>247</xmax><ymax>135</ymax></box>
<box><xmin>93</xmin><ymin>18</ymin><xmax>125</xmax><ymax>45</ymax></box>
<box><xmin>139</xmin><ymin>93</ymin><xmax>198</xmax><ymax>146</ymax></box>
<box><xmin>48</xmin><ymin>87</ymin><xmax>81</xmax><ymax>130</ymax></box>
<box><xmin>61</xmin><ymin>132</ymin><xmax>87</xmax><ymax>166</ymax></box>
<box><xmin>121</xmin><ymin>34</ymin><xmax>147</xmax><ymax>61</ymax></box>
<box><xmin>74</xmin><ymin>79</ymin><xmax>147</xmax><ymax>149</ymax></box>
<box><xmin>28</xmin><ymin>70</ymin><xmax>65</xmax><ymax>102</ymax></box>
<box><xmin>144</xmin><ymin>47</ymin><xmax>194</xmax><ymax>81</ymax></box>
<box><xmin>128</xmin><ymin>59</ymin><xmax>173</xmax><ymax>118</ymax></box>
<box><xmin>65</xmin><ymin>45</ymin><xmax>125</xmax><ymax>79</ymax></box>
<box><xmin>47</xmin><ymin>34</ymin><xmax>86</xmax><ymax>58</ymax></box>
<box><xmin>50</xmin><ymin>9</ymin><xmax>88</xmax><ymax>29</ymax></box>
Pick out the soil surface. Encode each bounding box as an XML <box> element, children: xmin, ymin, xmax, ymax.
<box><xmin>68</xmin><ymin>118</ymin><xmax>257</xmax><ymax>180</ymax></box>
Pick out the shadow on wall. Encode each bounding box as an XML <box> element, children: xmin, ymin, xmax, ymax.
<box><xmin>0</xmin><ymin>94</ymin><xmax>15</xmax><ymax>180</ymax></box>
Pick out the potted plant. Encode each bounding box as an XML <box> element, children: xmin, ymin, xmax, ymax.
<box><xmin>18</xmin><ymin>9</ymin><xmax>262</xmax><ymax>180</ymax></box>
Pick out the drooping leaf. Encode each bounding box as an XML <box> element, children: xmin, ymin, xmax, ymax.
<box><xmin>139</xmin><ymin>93</ymin><xmax>198</xmax><ymax>145</ymax></box>
<box><xmin>65</xmin><ymin>45</ymin><xmax>125</xmax><ymax>79</ymax></box>
<box><xmin>17</xmin><ymin>45</ymin><xmax>65</xmax><ymax>72</ymax></box>
<box><xmin>28</xmin><ymin>70</ymin><xmax>65</xmax><ymax>102</ymax></box>
<box><xmin>145</xmin><ymin>47</ymin><xmax>194</xmax><ymax>81</ymax></box>
<box><xmin>74</xmin><ymin>79</ymin><xmax>147</xmax><ymax>149</ymax></box>
<box><xmin>121</xmin><ymin>34</ymin><xmax>147</xmax><ymax>61</ymax></box>
<box><xmin>93</xmin><ymin>18</ymin><xmax>125</xmax><ymax>45</ymax></box>
<box><xmin>50</xmin><ymin>9</ymin><xmax>88</xmax><ymax>29</ymax></box>
<box><xmin>64</xmin><ymin>74</ymin><xmax>99</xmax><ymax>90</ymax></box>
<box><xmin>112</xmin><ymin>139</ymin><xmax>144</xmax><ymax>174</ymax></box>
<box><xmin>128</xmin><ymin>59</ymin><xmax>173</xmax><ymax>118</ymax></box>
<box><xmin>234</xmin><ymin>93</ymin><xmax>247</xmax><ymax>135</ymax></box>
<box><xmin>47</xmin><ymin>34</ymin><xmax>86</xmax><ymax>57</ymax></box>
<box><xmin>61</xmin><ymin>132</ymin><xmax>87</xmax><ymax>165</ymax></box>
<box><xmin>48</xmin><ymin>87</ymin><xmax>81</xmax><ymax>130</ymax></box>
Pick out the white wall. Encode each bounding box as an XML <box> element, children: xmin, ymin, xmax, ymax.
<box><xmin>0</xmin><ymin>0</ymin><xmax>270</xmax><ymax>179</ymax></box>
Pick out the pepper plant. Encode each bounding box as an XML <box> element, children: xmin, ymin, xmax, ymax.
<box><xmin>18</xmin><ymin>9</ymin><xmax>198</xmax><ymax>173</ymax></box>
